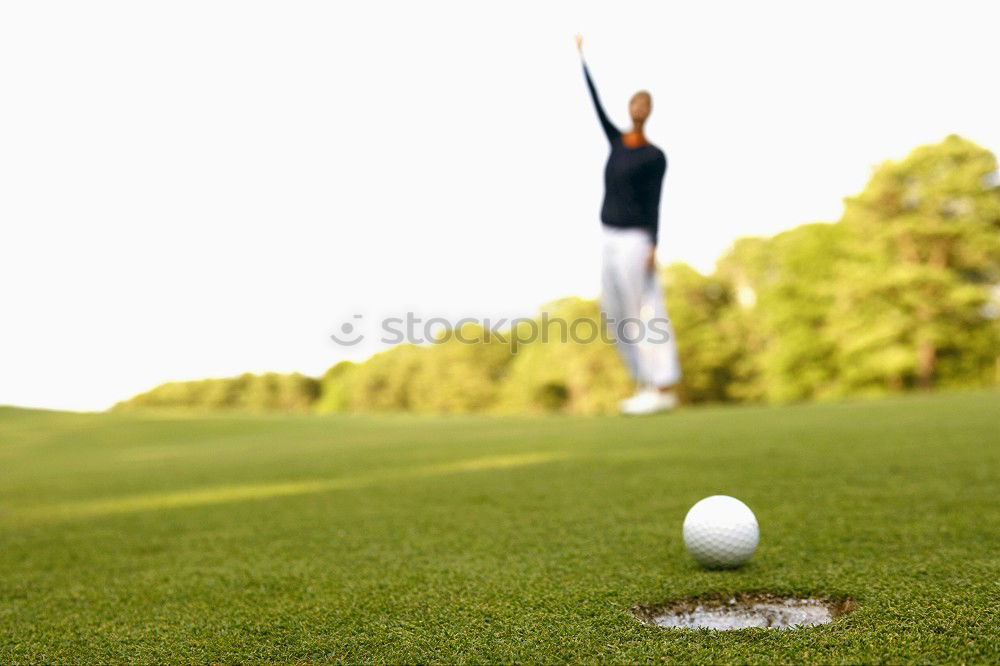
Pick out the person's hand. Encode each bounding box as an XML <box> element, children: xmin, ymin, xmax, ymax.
<box><xmin>646</xmin><ymin>247</ymin><xmax>656</xmax><ymax>274</ymax></box>
<box><xmin>575</xmin><ymin>34</ymin><xmax>583</xmax><ymax>54</ymax></box>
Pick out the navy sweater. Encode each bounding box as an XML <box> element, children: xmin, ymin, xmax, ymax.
<box><xmin>583</xmin><ymin>62</ymin><xmax>667</xmax><ymax>246</ymax></box>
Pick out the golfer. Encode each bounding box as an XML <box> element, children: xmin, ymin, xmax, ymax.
<box><xmin>576</xmin><ymin>35</ymin><xmax>681</xmax><ymax>415</ymax></box>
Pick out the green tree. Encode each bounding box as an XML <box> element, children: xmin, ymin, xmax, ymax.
<box><xmin>342</xmin><ymin>344</ymin><xmax>427</xmax><ymax>411</ymax></box>
<box><xmin>495</xmin><ymin>298</ymin><xmax>632</xmax><ymax>415</ymax></box>
<box><xmin>314</xmin><ymin>361</ymin><xmax>358</xmax><ymax>413</ymax></box>
<box><xmin>716</xmin><ymin>223</ymin><xmax>850</xmax><ymax>402</ymax></box>
<box><xmin>662</xmin><ymin>262</ymin><xmax>755</xmax><ymax>403</ymax></box>
<box><xmin>832</xmin><ymin>134</ymin><xmax>1000</xmax><ymax>392</ymax></box>
<box><xmin>407</xmin><ymin>324</ymin><xmax>514</xmax><ymax>413</ymax></box>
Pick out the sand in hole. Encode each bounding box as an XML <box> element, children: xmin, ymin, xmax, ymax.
<box><xmin>633</xmin><ymin>595</ymin><xmax>856</xmax><ymax>630</ymax></box>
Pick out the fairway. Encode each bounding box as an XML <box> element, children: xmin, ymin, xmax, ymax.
<box><xmin>1</xmin><ymin>392</ymin><xmax>997</xmax><ymax>663</ymax></box>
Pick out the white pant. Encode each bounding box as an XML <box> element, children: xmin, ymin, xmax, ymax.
<box><xmin>601</xmin><ymin>226</ymin><xmax>682</xmax><ymax>388</ymax></box>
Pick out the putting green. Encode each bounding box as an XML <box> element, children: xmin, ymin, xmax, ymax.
<box><xmin>0</xmin><ymin>391</ymin><xmax>997</xmax><ymax>662</ymax></box>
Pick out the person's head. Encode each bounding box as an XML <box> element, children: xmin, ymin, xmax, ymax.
<box><xmin>629</xmin><ymin>90</ymin><xmax>652</xmax><ymax>126</ymax></box>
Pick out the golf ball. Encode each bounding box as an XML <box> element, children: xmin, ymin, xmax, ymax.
<box><xmin>682</xmin><ymin>495</ymin><xmax>759</xmax><ymax>569</ymax></box>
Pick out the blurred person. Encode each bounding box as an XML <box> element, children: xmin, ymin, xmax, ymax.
<box><xmin>575</xmin><ymin>34</ymin><xmax>681</xmax><ymax>415</ymax></box>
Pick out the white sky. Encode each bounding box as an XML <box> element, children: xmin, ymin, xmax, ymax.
<box><xmin>2</xmin><ymin>0</ymin><xmax>999</xmax><ymax>411</ymax></box>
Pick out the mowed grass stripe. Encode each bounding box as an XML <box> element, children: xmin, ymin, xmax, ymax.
<box><xmin>11</xmin><ymin>451</ymin><xmax>569</xmax><ymax>522</ymax></box>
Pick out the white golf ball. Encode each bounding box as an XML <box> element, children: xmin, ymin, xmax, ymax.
<box><xmin>682</xmin><ymin>495</ymin><xmax>759</xmax><ymax>569</ymax></box>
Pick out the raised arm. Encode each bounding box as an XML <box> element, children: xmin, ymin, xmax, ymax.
<box><xmin>576</xmin><ymin>35</ymin><xmax>620</xmax><ymax>142</ymax></box>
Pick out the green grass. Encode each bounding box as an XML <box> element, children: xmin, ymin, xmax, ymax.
<box><xmin>0</xmin><ymin>391</ymin><xmax>997</xmax><ymax>663</ymax></box>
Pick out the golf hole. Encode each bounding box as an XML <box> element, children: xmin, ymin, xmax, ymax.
<box><xmin>632</xmin><ymin>594</ymin><xmax>855</xmax><ymax>631</ymax></box>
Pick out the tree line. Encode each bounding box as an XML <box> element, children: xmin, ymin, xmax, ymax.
<box><xmin>116</xmin><ymin>135</ymin><xmax>1000</xmax><ymax>414</ymax></box>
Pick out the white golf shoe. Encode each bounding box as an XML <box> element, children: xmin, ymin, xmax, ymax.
<box><xmin>619</xmin><ymin>389</ymin><xmax>678</xmax><ymax>415</ymax></box>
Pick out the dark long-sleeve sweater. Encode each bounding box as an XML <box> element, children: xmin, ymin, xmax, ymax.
<box><xmin>583</xmin><ymin>62</ymin><xmax>667</xmax><ymax>246</ymax></box>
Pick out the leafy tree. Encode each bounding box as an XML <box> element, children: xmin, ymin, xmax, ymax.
<box><xmin>342</xmin><ymin>344</ymin><xmax>427</xmax><ymax>411</ymax></box>
<box><xmin>314</xmin><ymin>361</ymin><xmax>358</xmax><ymax>413</ymax></box>
<box><xmin>407</xmin><ymin>324</ymin><xmax>514</xmax><ymax>413</ymax></box>
<box><xmin>115</xmin><ymin>372</ymin><xmax>318</xmax><ymax>412</ymax></box>
<box><xmin>716</xmin><ymin>223</ymin><xmax>849</xmax><ymax>402</ymax></box>
<box><xmin>495</xmin><ymin>298</ymin><xmax>632</xmax><ymax>415</ymax></box>
<box><xmin>662</xmin><ymin>262</ymin><xmax>755</xmax><ymax>403</ymax></box>
<box><xmin>832</xmin><ymin>135</ymin><xmax>1000</xmax><ymax>392</ymax></box>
